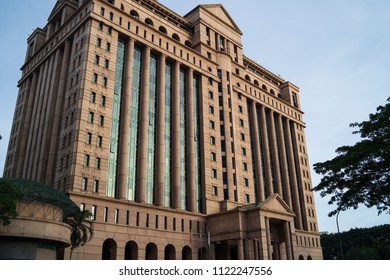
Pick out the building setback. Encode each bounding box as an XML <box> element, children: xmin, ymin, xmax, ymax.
<box><xmin>4</xmin><ymin>0</ymin><xmax>322</xmax><ymax>260</ymax></box>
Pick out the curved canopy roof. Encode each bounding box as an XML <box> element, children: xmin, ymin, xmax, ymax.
<box><xmin>0</xmin><ymin>177</ymin><xmax>79</xmax><ymax>219</ymax></box>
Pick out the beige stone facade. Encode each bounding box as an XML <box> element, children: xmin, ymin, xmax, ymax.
<box><xmin>4</xmin><ymin>0</ymin><xmax>322</xmax><ymax>260</ymax></box>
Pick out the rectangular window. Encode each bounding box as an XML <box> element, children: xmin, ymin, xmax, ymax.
<box><xmin>97</xmin><ymin>37</ymin><xmax>102</xmax><ymax>47</ymax></box>
<box><xmin>243</xmin><ymin>162</ymin><xmax>248</xmax><ymax>171</ymax></box>
<box><xmin>104</xmin><ymin>207</ymin><xmax>108</xmax><ymax>222</ymax></box>
<box><xmin>82</xmin><ymin>177</ymin><xmax>88</xmax><ymax>190</ymax></box>
<box><xmin>210</xmin><ymin>136</ymin><xmax>216</xmax><ymax>145</ymax></box>
<box><xmin>99</xmin><ymin>115</ymin><xmax>104</xmax><ymax>126</ymax></box>
<box><xmin>91</xmin><ymin>205</ymin><xmax>96</xmax><ymax>220</ymax></box>
<box><xmin>96</xmin><ymin>157</ymin><xmax>101</xmax><ymax>169</ymax></box>
<box><xmin>101</xmin><ymin>96</ymin><xmax>106</xmax><ymax>106</ymax></box>
<box><xmin>242</xmin><ymin>147</ymin><xmax>246</xmax><ymax>156</ymax></box>
<box><xmin>209</xmin><ymin>105</ymin><xmax>214</xmax><ymax>114</ymax></box>
<box><xmin>86</xmin><ymin>132</ymin><xmax>92</xmax><ymax>144</ymax></box>
<box><xmin>93</xmin><ymin>180</ymin><xmax>99</xmax><ymax>192</ymax></box>
<box><xmin>109</xmin><ymin>12</ymin><xmax>114</xmax><ymax>21</ymax></box>
<box><xmin>80</xmin><ymin>203</ymin><xmax>85</xmax><ymax>211</ymax></box>
<box><xmin>97</xmin><ymin>136</ymin><xmax>103</xmax><ymax>147</ymax></box>
<box><xmin>84</xmin><ymin>155</ymin><xmax>90</xmax><ymax>166</ymax></box>
<box><xmin>115</xmin><ymin>209</ymin><xmax>119</xmax><ymax>223</ymax></box>
<box><xmin>245</xmin><ymin>194</ymin><xmax>250</xmax><ymax>203</ymax></box>
<box><xmin>95</xmin><ymin>55</ymin><xmax>100</xmax><ymax>65</ymax></box>
<box><xmin>103</xmin><ymin>77</ymin><xmax>108</xmax><ymax>87</ymax></box>
<box><xmin>106</xmin><ymin>42</ymin><xmax>111</xmax><ymax>51</ymax></box>
<box><xmin>90</xmin><ymin>92</ymin><xmax>96</xmax><ymax>103</ymax></box>
<box><xmin>92</xmin><ymin>73</ymin><xmax>98</xmax><ymax>84</ymax></box>
<box><xmin>212</xmin><ymin>169</ymin><xmax>217</xmax><ymax>178</ymax></box>
<box><xmin>100</xmin><ymin>8</ymin><xmax>105</xmax><ymax>16</ymax></box>
<box><xmin>209</xmin><ymin>121</ymin><xmax>215</xmax><ymax>129</ymax></box>
<box><xmin>211</xmin><ymin>152</ymin><xmax>216</xmax><ymax>161</ymax></box>
<box><xmin>212</xmin><ymin>186</ymin><xmax>218</xmax><ymax>196</ymax></box>
<box><xmin>208</xmin><ymin>91</ymin><xmax>213</xmax><ymax>99</ymax></box>
<box><xmin>88</xmin><ymin>112</ymin><xmax>94</xmax><ymax>123</ymax></box>
<box><xmin>244</xmin><ymin>178</ymin><xmax>249</xmax><ymax>187</ymax></box>
<box><xmin>105</xmin><ymin>59</ymin><xmax>109</xmax><ymax>69</ymax></box>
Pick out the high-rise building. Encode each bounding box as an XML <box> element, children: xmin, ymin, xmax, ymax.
<box><xmin>4</xmin><ymin>0</ymin><xmax>322</xmax><ymax>260</ymax></box>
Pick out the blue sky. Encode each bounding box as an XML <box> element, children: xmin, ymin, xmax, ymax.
<box><xmin>0</xmin><ymin>0</ymin><xmax>389</xmax><ymax>233</ymax></box>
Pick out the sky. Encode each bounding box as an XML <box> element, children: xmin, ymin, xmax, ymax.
<box><xmin>0</xmin><ymin>0</ymin><xmax>389</xmax><ymax>233</ymax></box>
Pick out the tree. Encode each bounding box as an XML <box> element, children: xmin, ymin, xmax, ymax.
<box><xmin>313</xmin><ymin>97</ymin><xmax>390</xmax><ymax>217</ymax></box>
<box><xmin>65</xmin><ymin>210</ymin><xmax>94</xmax><ymax>259</ymax></box>
<box><xmin>0</xmin><ymin>180</ymin><xmax>21</xmax><ymax>226</ymax></box>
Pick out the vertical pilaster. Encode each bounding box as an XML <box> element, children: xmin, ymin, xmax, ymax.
<box><xmin>45</xmin><ymin>40</ymin><xmax>72</xmax><ymax>186</ymax></box>
<box><xmin>155</xmin><ymin>53</ymin><xmax>166</xmax><ymax>206</ymax></box>
<box><xmin>265</xmin><ymin>217</ymin><xmax>272</xmax><ymax>260</ymax></box>
<box><xmin>269</xmin><ymin>111</ymin><xmax>282</xmax><ymax>195</ymax></box>
<box><xmin>277</xmin><ymin>115</ymin><xmax>292</xmax><ymax>208</ymax></box>
<box><xmin>284</xmin><ymin>118</ymin><xmax>303</xmax><ymax>229</ymax></box>
<box><xmin>186</xmin><ymin>68</ymin><xmax>196</xmax><ymax>212</ymax></box>
<box><xmin>136</xmin><ymin>46</ymin><xmax>151</xmax><ymax>203</ymax></box>
<box><xmin>118</xmin><ymin>38</ymin><xmax>135</xmax><ymax>199</ymax></box>
<box><xmin>172</xmin><ymin>61</ymin><xmax>181</xmax><ymax>209</ymax></box>
<box><xmin>284</xmin><ymin>222</ymin><xmax>293</xmax><ymax>260</ymax></box>
<box><xmin>250</xmin><ymin>101</ymin><xmax>265</xmax><ymax>202</ymax></box>
<box><xmin>16</xmin><ymin>72</ymin><xmax>38</xmax><ymax>177</ymax></box>
<box><xmin>237</xmin><ymin>239</ymin><xmax>244</xmax><ymax>260</ymax></box>
<box><xmin>259</xmin><ymin>105</ymin><xmax>273</xmax><ymax>197</ymax></box>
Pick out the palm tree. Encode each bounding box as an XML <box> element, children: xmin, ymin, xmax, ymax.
<box><xmin>65</xmin><ymin>210</ymin><xmax>94</xmax><ymax>260</ymax></box>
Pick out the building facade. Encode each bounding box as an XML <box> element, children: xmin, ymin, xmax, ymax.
<box><xmin>4</xmin><ymin>0</ymin><xmax>322</xmax><ymax>260</ymax></box>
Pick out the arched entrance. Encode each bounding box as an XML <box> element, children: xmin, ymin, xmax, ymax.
<box><xmin>102</xmin><ymin>239</ymin><xmax>117</xmax><ymax>260</ymax></box>
<box><xmin>145</xmin><ymin>243</ymin><xmax>158</xmax><ymax>260</ymax></box>
<box><xmin>182</xmin><ymin>246</ymin><xmax>192</xmax><ymax>260</ymax></box>
<box><xmin>125</xmin><ymin>241</ymin><xmax>138</xmax><ymax>260</ymax></box>
<box><xmin>164</xmin><ymin>244</ymin><xmax>176</xmax><ymax>260</ymax></box>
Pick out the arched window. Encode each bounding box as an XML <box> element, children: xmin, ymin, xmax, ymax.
<box><xmin>185</xmin><ymin>40</ymin><xmax>192</xmax><ymax>47</ymax></box>
<box><xmin>262</xmin><ymin>84</ymin><xmax>267</xmax><ymax>91</ymax></box>
<box><xmin>245</xmin><ymin>75</ymin><xmax>251</xmax><ymax>82</ymax></box>
<box><xmin>130</xmin><ymin>10</ymin><xmax>139</xmax><ymax>18</ymax></box>
<box><xmin>145</xmin><ymin>243</ymin><xmax>158</xmax><ymax>260</ymax></box>
<box><xmin>182</xmin><ymin>246</ymin><xmax>192</xmax><ymax>260</ymax></box>
<box><xmin>172</xmin><ymin>33</ymin><xmax>180</xmax><ymax>42</ymax></box>
<box><xmin>145</xmin><ymin>18</ymin><xmax>154</xmax><ymax>27</ymax></box>
<box><xmin>254</xmin><ymin>79</ymin><xmax>259</xmax><ymax>86</ymax></box>
<box><xmin>102</xmin><ymin>239</ymin><xmax>117</xmax><ymax>260</ymax></box>
<box><xmin>159</xmin><ymin>26</ymin><xmax>167</xmax><ymax>34</ymax></box>
<box><xmin>120</xmin><ymin>4</ymin><xmax>124</xmax><ymax>11</ymax></box>
<box><xmin>270</xmin><ymin>89</ymin><xmax>275</xmax><ymax>95</ymax></box>
<box><xmin>307</xmin><ymin>255</ymin><xmax>313</xmax><ymax>260</ymax></box>
<box><xmin>164</xmin><ymin>244</ymin><xmax>176</xmax><ymax>260</ymax></box>
<box><xmin>299</xmin><ymin>255</ymin><xmax>304</xmax><ymax>260</ymax></box>
<box><xmin>125</xmin><ymin>241</ymin><xmax>138</xmax><ymax>260</ymax></box>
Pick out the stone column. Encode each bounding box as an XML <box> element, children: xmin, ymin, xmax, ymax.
<box><xmin>268</xmin><ymin>111</ymin><xmax>282</xmax><ymax>195</ymax></box>
<box><xmin>16</xmin><ymin>72</ymin><xmax>38</xmax><ymax>177</ymax></box>
<box><xmin>186</xmin><ymin>68</ymin><xmax>196</xmax><ymax>212</ymax></box>
<box><xmin>117</xmin><ymin>38</ymin><xmax>135</xmax><ymax>199</ymax></box>
<box><xmin>172</xmin><ymin>61</ymin><xmax>181</xmax><ymax>209</ymax></box>
<box><xmin>265</xmin><ymin>217</ymin><xmax>272</xmax><ymax>260</ymax></box>
<box><xmin>237</xmin><ymin>239</ymin><xmax>244</xmax><ymax>260</ymax></box>
<box><xmin>259</xmin><ymin>105</ymin><xmax>273</xmax><ymax>197</ymax></box>
<box><xmin>45</xmin><ymin>40</ymin><xmax>72</xmax><ymax>186</ymax></box>
<box><xmin>284</xmin><ymin>222</ymin><xmax>293</xmax><ymax>260</ymax></box>
<box><xmin>136</xmin><ymin>46</ymin><xmax>151</xmax><ymax>203</ymax></box>
<box><xmin>284</xmin><ymin>118</ymin><xmax>303</xmax><ymax>229</ymax></box>
<box><xmin>23</xmin><ymin>65</ymin><xmax>44</xmax><ymax>179</ymax></box>
<box><xmin>250</xmin><ymin>102</ymin><xmax>265</xmax><ymax>202</ymax></box>
<box><xmin>277</xmin><ymin>115</ymin><xmax>292</xmax><ymax>208</ymax></box>
<box><xmin>155</xmin><ymin>53</ymin><xmax>166</xmax><ymax>206</ymax></box>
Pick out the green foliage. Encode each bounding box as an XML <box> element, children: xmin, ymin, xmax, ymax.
<box><xmin>313</xmin><ymin>97</ymin><xmax>390</xmax><ymax>216</ymax></box>
<box><xmin>321</xmin><ymin>224</ymin><xmax>390</xmax><ymax>260</ymax></box>
<box><xmin>0</xmin><ymin>180</ymin><xmax>21</xmax><ymax>226</ymax></box>
<box><xmin>65</xmin><ymin>210</ymin><xmax>94</xmax><ymax>259</ymax></box>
